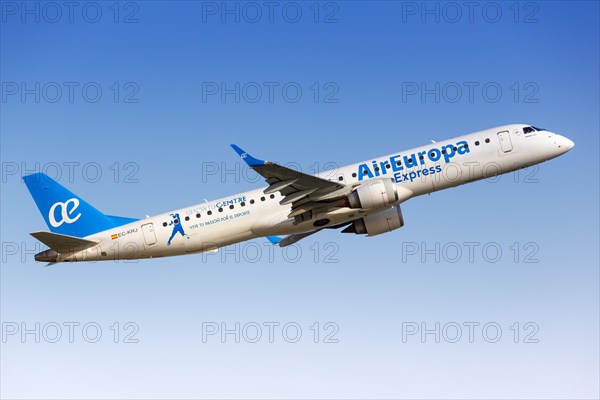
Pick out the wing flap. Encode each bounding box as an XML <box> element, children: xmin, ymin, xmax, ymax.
<box><xmin>264</xmin><ymin>179</ymin><xmax>299</xmax><ymax>195</ymax></box>
<box><xmin>279</xmin><ymin>188</ymin><xmax>319</xmax><ymax>206</ymax></box>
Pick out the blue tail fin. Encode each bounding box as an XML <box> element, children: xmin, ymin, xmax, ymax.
<box><xmin>23</xmin><ymin>173</ymin><xmax>137</xmax><ymax>238</ymax></box>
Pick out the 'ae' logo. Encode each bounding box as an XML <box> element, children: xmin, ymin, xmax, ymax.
<box><xmin>48</xmin><ymin>198</ymin><xmax>82</xmax><ymax>227</ymax></box>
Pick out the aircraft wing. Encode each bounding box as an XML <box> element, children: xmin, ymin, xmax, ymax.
<box><xmin>231</xmin><ymin>145</ymin><xmax>352</xmax><ymax>220</ymax></box>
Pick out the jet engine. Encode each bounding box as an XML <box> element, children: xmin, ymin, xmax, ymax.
<box><xmin>342</xmin><ymin>205</ymin><xmax>404</xmax><ymax>236</ymax></box>
<box><xmin>346</xmin><ymin>178</ymin><xmax>399</xmax><ymax>209</ymax></box>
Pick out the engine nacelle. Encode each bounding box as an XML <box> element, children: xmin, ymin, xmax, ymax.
<box><xmin>342</xmin><ymin>205</ymin><xmax>405</xmax><ymax>236</ymax></box>
<box><xmin>347</xmin><ymin>178</ymin><xmax>399</xmax><ymax>210</ymax></box>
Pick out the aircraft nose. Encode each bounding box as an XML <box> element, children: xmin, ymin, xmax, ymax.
<box><xmin>557</xmin><ymin>135</ymin><xmax>575</xmax><ymax>152</ymax></box>
<box><xmin>564</xmin><ymin>137</ymin><xmax>575</xmax><ymax>150</ymax></box>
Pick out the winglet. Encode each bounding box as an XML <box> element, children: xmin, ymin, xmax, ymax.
<box><xmin>266</xmin><ymin>236</ymin><xmax>283</xmax><ymax>245</ymax></box>
<box><xmin>230</xmin><ymin>144</ymin><xmax>266</xmax><ymax>166</ymax></box>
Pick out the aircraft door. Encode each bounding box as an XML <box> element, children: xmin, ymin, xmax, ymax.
<box><xmin>497</xmin><ymin>130</ymin><xmax>513</xmax><ymax>153</ymax></box>
<box><xmin>141</xmin><ymin>223</ymin><xmax>157</xmax><ymax>246</ymax></box>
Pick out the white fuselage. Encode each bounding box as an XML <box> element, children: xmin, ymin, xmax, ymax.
<box><xmin>61</xmin><ymin>124</ymin><xmax>574</xmax><ymax>262</ymax></box>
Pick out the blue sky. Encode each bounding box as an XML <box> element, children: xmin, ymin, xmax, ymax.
<box><xmin>1</xmin><ymin>1</ymin><xmax>599</xmax><ymax>399</ymax></box>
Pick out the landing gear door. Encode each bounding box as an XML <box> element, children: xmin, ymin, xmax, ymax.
<box><xmin>498</xmin><ymin>130</ymin><xmax>513</xmax><ymax>153</ymax></box>
<box><xmin>141</xmin><ymin>223</ymin><xmax>157</xmax><ymax>246</ymax></box>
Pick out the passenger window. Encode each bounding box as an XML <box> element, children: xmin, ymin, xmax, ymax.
<box><xmin>485</xmin><ymin>138</ymin><xmax>490</xmax><ymax>143</ymax></box>
<box><xmin>475</xmin><ymin>141</ymin><xmax>480</xmax><ymax>146</ymax></box>
<box><xmin>270</xmin><ymin>194</ymin><xmax>275</xmax><ymax>199</ymax></box>
<box><xmin>250</xmin><ymin>199</ymin><xmax>255</xmax><ymax>204</ymax></box>
<box><xmin>163</xmin><ymin>222</ymin><xmax>167</xmax><ymax>227</ymax></box>
<box><xmin>218</xmin><ymin>208</ymin><xmax>223</xmax><ymax>212</ymax></box>
<box><xmin>196</xmin><ymin>213</ymin><xmax>200</xmax><ymax>218</ymax></box>
<box><xmin>352</xmin><ymin>172</ymin><xmax>357</xmax><ymax>177</ymax></box>
<box><xmin>207</xmin><ymin>210</ymin><xmax>212</xmax><ymax>215</ymax></box>
<box><xmin>229</xmin><ymin>205</ymin><xmax>234</xmax><ymax>209</ymax></box>
<box><xmin>260</xmin><ymin>196</ymin><xmax>265</xmax><ymax>201</ymax></box>
<box><xmin>185</xmin><ymin>216</ymin><xmax>189</xmax><ymax>221</ymax></box>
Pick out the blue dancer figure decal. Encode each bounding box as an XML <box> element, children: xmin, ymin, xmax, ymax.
<box><xmin>167</xmin><ymin>213</ymin><xmax>186</xmax><ymax>245</ymax></box>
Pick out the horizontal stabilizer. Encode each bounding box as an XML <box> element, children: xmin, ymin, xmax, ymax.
<box><xmin>30</xmin><ymin>231</ymin><xmax>99</xmax><ymax>254</ymax></box>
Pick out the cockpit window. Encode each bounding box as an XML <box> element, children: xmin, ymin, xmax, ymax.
<box><xmin>524</xmin><ymin>126</ymin><xmax>546</xmax><ymax>134</ymax></box>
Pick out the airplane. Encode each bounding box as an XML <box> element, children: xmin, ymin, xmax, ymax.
<box><xmin>23</xmin><ymin>124</ymin><xmax>574</xmax><ymax>263</ymax></box>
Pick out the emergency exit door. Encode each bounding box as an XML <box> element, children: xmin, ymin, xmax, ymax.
<box><xmin>141</xmin><ymin>223</ymin><xmax>157</xmax><ymax>246</ymax></box>
<box><xmin>497</xmin><ymin>130</ymin><xmax>513</xmax><ymax>153</ymax></box>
